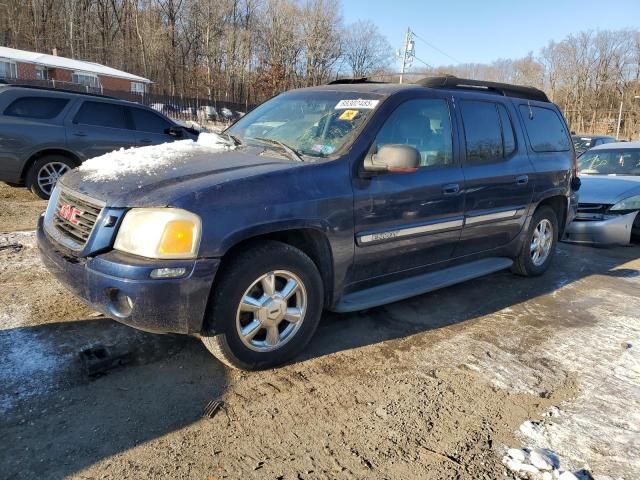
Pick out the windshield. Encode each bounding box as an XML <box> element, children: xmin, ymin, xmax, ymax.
<box><xmin>572</xmin><ymin>137</ymin><xmax>593</xmax><ymax>155</ymax></box>
<box><xmin>578</xmin><ymin>149</ymin><xmax>640</xmax><ymax>175</ymax></box>
<box><xmin>226</xmin><ymin>90</ymin><xmax>384</xmax><ymax>158</ymax></box>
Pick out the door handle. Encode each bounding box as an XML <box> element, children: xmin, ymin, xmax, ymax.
<box><xmin>442</xmin><ymin>183</ymin><xmax>460</xmax><ymax>195</ymax></box>
<box><xmin>139</xmin><ymin>139</ymin><xmax>153</xmax><ymax>144</ymax></box>
<box><xmin>72</xmin><ymin>132</ymin><xmax>87</xmax><ymax>137</ymax></box>
<box><xmin>516</xmin><ymin>175</ymin><xmax>529</xmax><ymax>185</ymax></box>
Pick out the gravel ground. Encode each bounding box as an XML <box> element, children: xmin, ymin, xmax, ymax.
<box><xmin>0</xmin><ymin>182</ymin><xmax>638</xmax><ymax>480</ymax></box>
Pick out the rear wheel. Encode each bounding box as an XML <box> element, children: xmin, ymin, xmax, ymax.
<box><xmin>26</xmin><ymin>155</ymin><xmax>76</xmax><ymax>199</ymax></box>
<box><xmin>512</xmin><ymin>206</ymin><xmax>558</xmax><ymax>276</ymax></box>
<box><xmin>201</xmin><ymin>241</ymin><xmax>324</xmax><ymax>370</ymax></box>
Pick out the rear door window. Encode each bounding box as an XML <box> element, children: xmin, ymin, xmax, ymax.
<box><xmin>4</xmin><ymin>96</ymin><xmax>69</xmax><ymax>119</ymax></box>
<box><xmin>130</xmin><ymin>107</ymin><xmax>173</xmax><ymax>133</ymax></box>
<box><xmin>519</xmin><ymin>105</ymin><xmax>570</xmax><ymax>152</ymax></box>
<box><xmin>460</xmin><ymin>101</ymin><xmax>503</xmax><ymax>163</ymax></box>
<box><xmin>73</xmin><ymin>101</ymin><xmax>129</xmax><ymax>129</ymax></box>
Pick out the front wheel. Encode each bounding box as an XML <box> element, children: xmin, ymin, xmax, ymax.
<box><xmin>201</xmin><ymin>241</ymin><xmax>324</xmax><ymax>370</ymax></box>
<box><xmin>26</xmin><ymin>155</ymin><xmax>76</xmax><ymax>199</ymax></box>
<box><xmin>512</xmin><ymin>206</ymin><xmax>559</xmax><ymax>277</ymax></box>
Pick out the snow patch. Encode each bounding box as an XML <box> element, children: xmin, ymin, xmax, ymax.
<box><xmin>0</xmin><ymin>231</ymin><xmax>45</xmax><ymax>279</ymax></box>
<box><xmin>77</xmin><ymin>132</ymin><xmax>234</xmax><ymax>181</ymax></box>
<box><xmin>0</xmin><ymin>306</ymin><xmax>71</xmax><ymax>413</ymax></box>
<box><xmin>420</xmin><ymin>267</ymin><xmax>640</xmax><ymax>478</ymax></box>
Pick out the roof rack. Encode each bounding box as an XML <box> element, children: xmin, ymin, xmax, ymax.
<box><xmin>416</xmin><ymin>75</ymin><xmax>550</xmax><ymax>103</ymax></box>
<box><xmin>1</xmin><ymin>83</ymin><xmax>117</xmax><ymax>99</ymax></box>
<box><xmin>328</xmin><ymin>77</ymin><xmax>388</xmax><ymax>85</ymax></box>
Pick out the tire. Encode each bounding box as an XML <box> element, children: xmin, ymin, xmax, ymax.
<box><xmin>512</xmin><ymin>206</ymin><xmax>559</xmax><ymax>277</ymax></box>
<box><xmin>26</xmin><ymin>155</ymin><xmax>76</xmax><ymax>200</ymax></box>
<box><xmin>201</xmin><ymin>240</ymin><xmax>324</xmax><ymax>370</ymax></box>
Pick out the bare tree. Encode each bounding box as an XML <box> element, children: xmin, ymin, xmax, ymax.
<box><xmin>342</xmin><ymin>20</ymin><xmax>392</xmax><ymax>78</ymax></box>
<box><xmin>1</xmin><ymin>0</ymin><xmax>639</xmax><ymax>137</ymax></box>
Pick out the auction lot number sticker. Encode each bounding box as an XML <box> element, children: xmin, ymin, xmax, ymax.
<box><xmin>335</xmin><ymin>99</ymin><xmax>380</xmax><ymax>109</ymax></box>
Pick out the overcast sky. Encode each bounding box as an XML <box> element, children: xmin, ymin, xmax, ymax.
<box><xmin>342</xmin><ymin>0</ymin><xmax>640</xmax><ymax>69</ymax></box>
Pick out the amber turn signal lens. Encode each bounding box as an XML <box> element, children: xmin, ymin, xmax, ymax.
<box><xmin>158</xmin><ymin>220</ymin><xmax>196</xmax><ymax>255</ymax></box>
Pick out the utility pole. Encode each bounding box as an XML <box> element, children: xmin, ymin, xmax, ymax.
<box><xmin>398</xmin><ymin>27</ymin><xmax>414</xmax><ymax>84</ymax></box>
<box><xmin>616</xmin><ymin>89</ymin><xmax>624</xmax><ymax>140</ymax></box>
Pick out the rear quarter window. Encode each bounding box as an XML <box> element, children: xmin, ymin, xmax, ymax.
<box><xmin>519</xmin><ymin>105</ymin><xmax>570</xmax><ymax>152</ymax></box>
<box><xmin>3</xmin><ymin>96</ymin><xmax>69</xmax><ymax>119</ymax></box>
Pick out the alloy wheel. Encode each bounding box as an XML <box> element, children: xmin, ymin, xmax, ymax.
<box><xmin>235</xmin><ymin>270</ymin><xmax>307</xmax><ymax>352</ymax></box>
<box><xmin>37</xmin><ymin>162</ymin><xmax>70</xmax><ymax>196</ymax></box>
<box><xmin>530</xmin><ymin>219</ymin><xmax>553</xmax><ymax>266</ymax></box>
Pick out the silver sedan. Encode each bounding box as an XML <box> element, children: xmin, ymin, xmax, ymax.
<box><xmin>565</xmin><ymin>142</ymin><xmax>640</xmax><ymax>245</ymax></box>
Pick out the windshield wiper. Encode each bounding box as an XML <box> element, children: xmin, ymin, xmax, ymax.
<box><xmin>222</xmin><ymin>132</ymin><xmax>242</xmax><ymax>146</ymax></box>
<box><xmin>251</xmin><ymin>137</ymin><xmax>303</xmax><ymax>162</ymax></box>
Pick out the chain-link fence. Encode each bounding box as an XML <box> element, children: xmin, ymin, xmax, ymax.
<box><xmin>1</xmin><ymin>77</ymin><xmax>255</xmax><ymax>125</ymax></box>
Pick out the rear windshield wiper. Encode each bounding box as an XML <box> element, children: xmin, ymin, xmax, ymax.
<box><xmin>251</xmin><ymin>137</ymin><xmax>303</xmax><ymax>162</ymax></box>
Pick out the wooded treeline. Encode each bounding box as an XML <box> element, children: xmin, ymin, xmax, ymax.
<box><xmin>0</xmin><ymin>0</ymin><xmax>392</xmax><ymax>107</ymax></box>
<box><xmin>406</xmin><ymin>30</ymin><xmax>640</xmax><ymax>138</ymax></box>
<box><xmin>1</xmin><ymin>1</ymin><xmax>640</xmax><ymax>137</ymax></box>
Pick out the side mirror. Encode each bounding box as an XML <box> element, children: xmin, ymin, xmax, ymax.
<box><xmin>165</xmin><ymin>126</ymin><xmax>184</xmax><ymax>138</ymax></box>
<box><xmin>363</xmin><ymin>144</ymin><xmax>420</xmax><ymax>174</ymax></box>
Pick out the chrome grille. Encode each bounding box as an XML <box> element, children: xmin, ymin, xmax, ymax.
<box><xmin>52</xmin><ymin>189</ymin><xmax>103</xmax><ymax>247</ymax></box>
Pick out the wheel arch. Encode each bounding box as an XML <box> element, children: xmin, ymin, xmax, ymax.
<box><xmin>214</xmin><ymin>227</ymin><xmax>336</xmax><ymax>309</ymax></box>
<box><xmin>21</xmin><ymin>148</ymin><xmax>81</xmax><ymax>182</ymax></box>
<box><xmin>534</xmin><ymin>194</ymin><xmax>568</xmax><ymax>237</ymax></box>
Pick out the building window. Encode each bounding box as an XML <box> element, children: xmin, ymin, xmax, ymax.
<box><xmin>0</xmin><ymin>60</ymin><xmax>17</xmax><ymax>79</ymax></box>
<box><xmin>35</xmin><ymin>67</ymin><xmax>48</xmax><ymax>80</ymax></box>
<box><xmin>72</xmin><ymin>72</ymin><xmax>100</xmax><ymax>88</ymax></box>
<box><xmin>131</xmin><ymin>82</ymin><xmax>146</xmax><ymax>94</ymax></box>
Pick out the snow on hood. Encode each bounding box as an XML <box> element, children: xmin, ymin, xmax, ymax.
<box><xmin>77</xmin><ymin>132</ymin><xmax>234</xmax><ymax>181</ymax></box>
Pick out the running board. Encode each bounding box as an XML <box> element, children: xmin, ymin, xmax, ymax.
<box><xmin>332</xmin><ymin>257</ymin><xmax>513</xmax><ymax>313</ymax></box>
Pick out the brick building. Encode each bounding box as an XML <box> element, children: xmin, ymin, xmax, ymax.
<box><xmin>0</xmin><ymin>46</ymin><xmax>151</xmax><ymax>93</ymax></box>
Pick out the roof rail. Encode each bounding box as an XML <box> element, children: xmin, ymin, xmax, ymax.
<box><xmin>416</xmin><ymin>75</ymin><xmax>550</xmax><ymax>103</ymax></box>
<box><xmin>328</xmin><ymin>77</ymin><xmax>388</xmax><ymax>85</ymax></box>
<box><xmin>1</xmin><ymin>83</ymin><xmax>117</xmax><ymax>100</ymax></box>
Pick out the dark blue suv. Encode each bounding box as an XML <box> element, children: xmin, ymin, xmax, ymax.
<box><xmin>37</xmin><ymin>76</ymin><xmax>579</xmax><ymax>370</ymax></box>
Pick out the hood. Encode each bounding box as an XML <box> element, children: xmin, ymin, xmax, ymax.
<box><xmin>59</xmin><ymin>136</ymin><xmax>299</xmax><ymax>207</ymax></box>
<box><xmin>578</xmin><ymin>175</ymin><xmax>640</xmax><ymax>205</ymax></box>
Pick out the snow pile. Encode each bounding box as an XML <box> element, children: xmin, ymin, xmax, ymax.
<box><xmin>503</xmin><ymin>445</ymin><xmax>590</xmax><ymax>480</ymax></box>
<box><xmin>77</xmin><ymin>132</ymin><xmax>234</xmax><ymax>181</ymax></box>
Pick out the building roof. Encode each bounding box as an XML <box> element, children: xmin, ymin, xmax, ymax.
<box><xmin>0</xmin><ymin>46</ymin><xmax>151</xmax><ymax>84</ymax></box>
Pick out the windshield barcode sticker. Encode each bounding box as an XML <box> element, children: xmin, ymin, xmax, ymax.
<box><xmin>335</xmin><ymin>99</ymin><xmax>379</xmax><ymax>110</ymax></box>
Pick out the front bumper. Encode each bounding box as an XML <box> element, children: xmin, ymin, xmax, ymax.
<box><xmin>37</xmin><ymin>216</ymin><xmax>220</xmax><ymax>334</ymax></box>
<box><xmin>564</xmin><ymin>211</ymin><xmax>638</xmax><ymax>245</ymax></box>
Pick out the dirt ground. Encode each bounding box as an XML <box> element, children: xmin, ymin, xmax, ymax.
<box><xmin>0</xmin><ymin>182</ymin><xmax>638</xmax><ymax>480</ymax></box>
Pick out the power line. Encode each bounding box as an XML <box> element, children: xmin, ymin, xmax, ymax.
<box><xmin>411</xmin><ymin>31</ymin><xmax>462</xmax><ymax>64</ymax></box>
<box><xmin>412</xmin><ymin>55</ymin><xmax>433</xmax><ymax>70</ymax></box>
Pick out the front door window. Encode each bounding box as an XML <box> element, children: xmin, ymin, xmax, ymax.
<box><xmin>374</xmin><ymin>98</ymin><xmax>454</xmax><ymax>168</ymax></box>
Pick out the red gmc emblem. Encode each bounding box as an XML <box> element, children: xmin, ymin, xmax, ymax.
<box><xmin>58</xmin><ymin>203</ymin><xmax>83</xmax><ymax>225</ymax></box>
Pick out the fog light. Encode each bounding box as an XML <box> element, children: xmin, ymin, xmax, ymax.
<box><xmin>150</xmin><ymin>267</ymin><xmax>187</xmax><ymax>279</ymax></box>
<box><xmin>107</xmin><ymin>289</ymin><xmax>134</xmax><ymax>318</ymax></box>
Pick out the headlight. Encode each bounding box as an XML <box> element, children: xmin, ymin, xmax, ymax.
<box><xmin>610</xmin><ymin>195</ymin><xmax>640</xmax><ymax>211</ymax></box>
<box><xmin>114</xmin><ymin>208</ymin><xmax>202</xmax><ymax>259</ymax></box>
